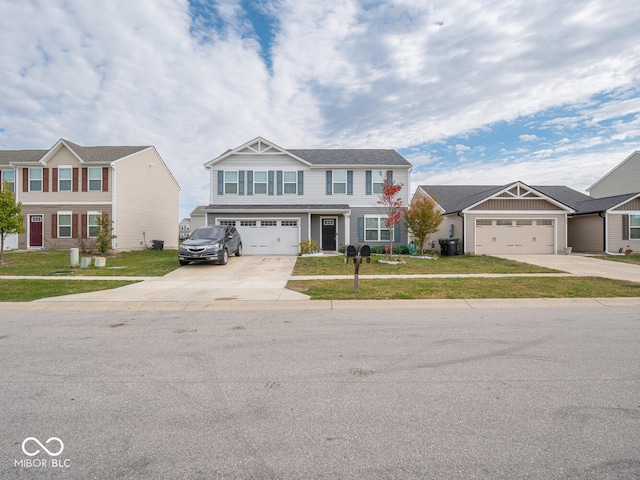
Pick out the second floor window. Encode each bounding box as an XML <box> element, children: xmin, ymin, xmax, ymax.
<box><xmin>29</xmin><ymin>168</ymin><xmax>42</xmax><ymax>192</ymax></box>
<box><xmin>88</xmin><ymin>167</ymin><xmax>102</xmax><ymax>191</ymax></box>
<box><xmin>332</xmin><ymin>170</ymin><xmax>347</xmax><ymax>194</ymax></box>
<box><xmin>283</xmin><ymin>171</ymin><xmax>297</xmax><ymax>194</ymax></box>
<box><xmin>225</xmin><ymin>171</ymin><xmax>238</xmax><ymax>194</ymax></box>
<box><xmin>59</xmin><ymin>166</ymin><xmax>72</xmax><ymax>191</ymax></box>
<box><xmin>254</xmin><ymin>171</ymin><xmax>267</xmax><ymax>194</ymax></box>
<box><xmin>372</xmin><ymin>171</ymin><xmax>385</xmax><ymax>194</ymax></box>
<box><xmin>1</xmin><ymin>170</ymin><xmax>14</xmax><ymax>192</ymax></box>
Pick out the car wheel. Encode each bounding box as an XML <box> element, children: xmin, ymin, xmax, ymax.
<box><xmin>219</xmin><ymin>248</ymin><xmax>228</xmax><ymax>265</ymax></box>
<box><xmin>179</xmin><ymin>260</ymin><xmax>189</xmax><ymax>266</ymax></box>
<box><xmin>235</xmin><ymin>243</ymin><xmax>242</xmax><ymax>256</ymax></box>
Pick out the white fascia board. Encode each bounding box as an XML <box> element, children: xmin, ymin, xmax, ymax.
<box><xmin>204</xmin><ymin>137</ymin><xmax>313</xmax><ymax>169</ymax></box>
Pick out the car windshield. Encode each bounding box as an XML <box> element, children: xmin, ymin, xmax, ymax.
<box><xmin>189</xmin><ymin>227</ymin><xmax>225</xmax><ymax>241</ymax></box>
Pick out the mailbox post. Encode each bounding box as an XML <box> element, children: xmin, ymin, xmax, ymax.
<box><xmin>345</xmin><ymin>245</ymin><xmax>371</xmax><ymax>293</ymax></box>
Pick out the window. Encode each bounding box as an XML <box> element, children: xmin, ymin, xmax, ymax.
<box><xmin>218</xmin><ymin>220</ymin><xmax>236</xmax><ymax>226</ymax></box>
<box><xmin>476</xmin><ymin>220</ymin><xmax>492</xmax><ymax>226</ymax></box>
<box><xmin>261</xmin><ymin>220</ymin><xmax>277</xmax><ymax>227</ymax></box>
<box><xmin>283</xmin><ymin>171</ymin><xmax>297</xmax><ymax>194</ymax></box>
<box><xmin>224</xmin><ymin>171</ymin><xmax>238</xmax><ymax>194</ymax></box>
<box><xmin>496</xmin><ymin>220</ymin><xmax>513</xmax><ymax>226</ymax></box>
<box><xmin>59</xmin><ymin>166</ymin><xmax>72</xmax><ymax>191</ymax></box>
<box><xmin>29</xmin><ymin>168</ymin><xmax>42</xmax><ymax>192</ymax></box>
<box><xmin>254</xmin><ymin>171</ymin><xmax>267</xmax><ymax>194</ymax></box>
<box><xmin>372</xmin><ymin>170</ymin><xmax>385</xmax><ymax>194</ymax></box>
<box><xmin>631</xmin><ymin>215</ymin><xmax>640</xmax><ymax>239</ymax></box>
<box><xmin>365</xmin><ymin>215</ymin><xmax>392</xmax><ymax>241</ymax></box>
<box><xmin>88</xmin><ymin>212</ymin><xmax>100</xmax><ymax>238</ymax></box>
<box><xmin>241</xmin><ymin>220</ymin><xmax>257</xmax><ymax>227</ymax></box>
<box><xmin>332</xmin><ymin>170</ymin><xmax>347</xmax><ymax>194</ymax></box>
<box><xmin>88</xmin><ymin>167</ymin><xmax>102</xmax><ymax>191</ymax></box>
<box><xmin>1</xmin><ymin>170</ymin><xmax>14</xmax><ymax>192</ymax></box>
<box><xmin>58</xmin><ymin>212</ymin><xmax>72</xmax><ymax>238</ymax></box>
<box><xmin>282</xmin><ymin>220</ymin><xmax>298</xmax><ymax>227</ymax></box>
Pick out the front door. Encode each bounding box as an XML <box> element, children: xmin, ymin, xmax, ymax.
<box><xmin>29</xmin><ymin>215</ymin><xmax>43</xmax><ymax>248</ymax></box>
<box><xmin>322</xmin><ymin>218</ymin><xmax>337</xmax><ymax>251</ymax></box>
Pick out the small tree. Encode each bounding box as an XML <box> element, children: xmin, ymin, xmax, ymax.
<box><xmin>377</xmin><ymin>176</ymin><xmax>405</xmax><ymax>260</ymax></box>
<box><xmin>405</xmin><ymin>193</ymin><xmax>443</xmax><ymax>255</ymax></box>
<box><xmin>0</xmin><ymin>181</ymin><xmax>25</xmax><ymax>265</ymax></box>
<box><xmin>94</xmin><ymin>214</ymin><xmax>116</xmax><ymax>254</ymax></box>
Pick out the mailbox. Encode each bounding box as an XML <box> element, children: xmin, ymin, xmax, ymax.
<box><xmin>345</xmin><ymin>244</ymin><xmax>357</xmax><ymax>264</ymax></box>
<box><xmin>359</xmin><ymin>244</ymin><xmax>371</xmax><ymax>263</ymax></box>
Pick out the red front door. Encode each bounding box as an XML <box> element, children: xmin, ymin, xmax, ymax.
<box><xmin>29</xmin><ymin>215</ymin><xmax>43</xmax><ymax>247</ymax></box>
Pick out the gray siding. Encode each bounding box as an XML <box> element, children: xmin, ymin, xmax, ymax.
<box><xmin>590</xmin><ymin>151</ymin><xmax>640</xmax><ymax>198</ymax></box>
<box><xmin>568</xmin><ymin>215</ymin><xmax>604</xmax><ymax>253</ymax></box>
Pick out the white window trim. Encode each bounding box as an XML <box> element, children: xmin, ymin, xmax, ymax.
<box><xmin>364</xmin><ymin>215</ymin><xmax>393</xmax><ymax>242</ymax></box>
<box><xmin>332</xmin><ymin>170</ymin><xmax>347</xmax><ymax>194</ymax></box>
<box><xmin>283</xmin><ymin>171</ymin><xmax>297</xmax><ymax>194</ymax></box>
<box><xmin>88</xmin><ymin>167</ymin><xmax>102</xmax><ymax>191</ymax></box>
<box><xmin>1</xmin><ymin>170</ymin><xmax>15</xmax><ymax>192</ymax></box>
<box><xmin>58</xmin><ymin>211</ymin><xmax>72</xmax><ymax>238</ymax></box>
<box><xmin>631</xmin><ymin>214</ymin><xmax>640</xmax><ymax>240</ymax></box>
<box><xmin>372</xmin><ymin>170</ymin><xmax>385</xmax><ymax>194</ymax></box>
<box><xmin>29</xmin><ymin>167</ymin><xmax>43</xmax><ymax>192</ymax></box>
<box><xmin>88</xmin><ymin>211</ymin><xmax>100</xmax><ymax>238</ymax></box>
<box><xmin>254</xmin><ymin>171</ymin><xmax>268</xmax><ymax>195</ymax></box>
<box><xmin>58</xmin><ymin>165</ymin><xmax>72</xmax><ymax>192</ymax></box>
<box><xmin>224</xmin><ymin>171</ymin><xmax>239</xmax><ymax>194</ymax></box>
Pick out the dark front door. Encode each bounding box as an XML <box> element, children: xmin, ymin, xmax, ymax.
<box><xmin>29</xmin><ymin>215</ymin><xmax>43</xmax><ymax>247</ymax></box>
<box><xmin>322</xmin><ymin>218</ymin><xmax>337</xmax><ymax>251</ymax></box>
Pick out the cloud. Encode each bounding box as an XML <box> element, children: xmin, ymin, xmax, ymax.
<box><xmin>1</xmin><ymin>0</ymin><xmax>640</xmax><ymax>219</ymax></box>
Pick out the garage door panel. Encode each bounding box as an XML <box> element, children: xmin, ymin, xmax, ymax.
<box><xmin>223</xmin><ymin>219</ymin><xmax>300</xmax><ymax>255</ymax></box>
<box><xmin>476</xmin><ymin>219</ymin><xmax>555</xmax><ymax>254</ymax></box>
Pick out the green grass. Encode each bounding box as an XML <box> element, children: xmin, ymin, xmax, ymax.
<box><xmin>0</xmin><ymin>279</ymin><xmax>138</xmax><ymax>302</ymax></box>
<box><xmin>286</xmin><ymin>277</ymin><xmax>640</xmax><ymax>300</ymax></box>
<box><xmin>0</xmin><ymin>249</ymin><xmax>181</xmax><ymax>276</ymax></box>
<box><xmin>593</xmin><ymin>254</ymin><xmax>640</xmax><ymax>265</ymax></box>
<box><xmin>293</xmin><ymin>254</ymin><xmax>559</xmax><ymax>276</ymax></box>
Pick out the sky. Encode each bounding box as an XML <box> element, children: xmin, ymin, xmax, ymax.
<box><xmin>1</xmin><ymin>0</ymin><xmax>640</xmax><ymax>220</ymax></box>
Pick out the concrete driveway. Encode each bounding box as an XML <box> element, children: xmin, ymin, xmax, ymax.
<box><xmin>495</xmin><ymin>254</ymin><xmax>640</xmax><ymax>283</ymax></box>
<box><xmin>41</xmin><ymin>255</ymin><xmax>308</xmax><ymax>304</ymax></box>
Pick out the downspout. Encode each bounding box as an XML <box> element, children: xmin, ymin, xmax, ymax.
<box><xmin>111</xmin><ymin>164</ymin><xmax>116</xmax><ymax>250</ymax></box>
<box><xmin>457</xmin><ymin>211</ymin><xmax>465</xmax><ymax>254</ymax></box>
<box><xmin>601</xmin><ymin>212</ymin><xmax>607</xmax><ymax>254</ymax></box>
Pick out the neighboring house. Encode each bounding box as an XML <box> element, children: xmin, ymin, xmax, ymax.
<box><xmin>416</xmin><ymin>182</ymin><xmax>581</xmax><ymax>255</ymax></box>
<box><xmin>189</xmin><ymin>205</ymin><xmax>207</xmax><ymax>231</ymax></box>
<box><xmin>203</xmin><ymin>137</ymin><xmax>412</xmax><ymax>254</ymax></box>
<box><xmin>0</xmin><ymin>139</ymin><xmax>180</xmax><ymax>251</ymax></box>
<box><xmin>179</xmin><ymin>218</ymin><xmax>191</xmax><ymax>239</ymax></box>
<box><xmin>417</xmin><ymin>180</ymin><xmax>640</xmax><ymax>255</ymax></box>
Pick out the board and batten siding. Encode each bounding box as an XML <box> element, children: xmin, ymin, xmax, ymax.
<box><xmin>113</xmin><ymin>149</ymin><xmax>179</xmax><ymax>250</ymax></box>
<box><xmin>590</xmin><ymin>151</ymin><xmax>640</xmax><ymax>198</ymax></box>
<box><xmin>567</xmin><ymin>215</ymin><xmax>604</xmax><ymax>253</ymax></box>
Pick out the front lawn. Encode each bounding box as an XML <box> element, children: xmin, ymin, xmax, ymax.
<box><xmin>293</xmin><ymin>254</ymin><xmax>559</xmax><ymax>276</ymax></box>
<box><xmin>0</xmin><ymin>249</ymin><xmax>180</xmax><ymax>276</ymax></box>
<box><xmin>286</xmin><ymin>277</ymin><xmax>640</xmax><ymax>300</ymax></box>
<box><xmin>594</xmin><ymin>254</ymin><xmax>640</xmax><ymax>265</ymax></box>
<box><xmin>0</xmin><ymin>279</ymin><xmax>138</xmax><ymax>302</ymax></box>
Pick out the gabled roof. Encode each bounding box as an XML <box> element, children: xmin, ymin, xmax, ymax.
<box><xmin>418</xmin><ymin>183</ymin><xmax>589</xmax><ymax>214</ymax></box>
<box><xmin>0</xmin><ymin>139</ymin><xmax>150</xmax><ymax>166</ymax></box>
<box><xmin>204</xmin><ymin>136</ymin><xmax>411</xmax><ymax>168</ymax></box>
<box><xmin>573</xmin><ymin>192</ymin><xmax>640</xmax><ymax>214</ymax></box>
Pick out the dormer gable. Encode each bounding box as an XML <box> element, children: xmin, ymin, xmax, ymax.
<box><xmin>465</xmin><ymin>182</ymin><xmax>575</xmax><ymax>213</ymax></box>
<box><xmin>204</xmin><ymin>137</ymin><xmax>311</xmax><ymax>169</ymax></box>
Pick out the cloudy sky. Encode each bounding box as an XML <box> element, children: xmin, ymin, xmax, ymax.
<box><xmin>2</xmin><ymin>0</ymin><xmax>640</xmax><ymax>219</ymax></box>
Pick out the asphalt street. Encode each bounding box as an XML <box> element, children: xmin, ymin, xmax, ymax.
<box><xmin>1</xmin><ymin>306</ymin><xmax>639</xmax><ymax>479</ymax></box>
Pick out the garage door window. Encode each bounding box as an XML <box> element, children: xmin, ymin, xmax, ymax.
<box><xmin>476</xmin><ymin>220</ymin><xmax>492</xmax><ymax>226</ymax></box>
<box><xmin>282</xmin><ymin>220</ymin><xmax>298</xmax><ymax>227</ymax></box>
<box><xmin>497</xmin><ymin>220</ymin><xmax>513</xmax><ymax>226</ymax></box>
<box><xmin>241</xmin><ymin>221</ymin><xmax>257</xmax><ymax>227</ymax></box>
<box><xmin>261</xmin><ymin>221</ymin><xmax>277</xmax><ymax>227</ymax></box>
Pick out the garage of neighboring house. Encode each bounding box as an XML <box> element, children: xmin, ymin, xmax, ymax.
<box><xmin>474</xmin><ymin>218</ymin><xmax>556</xmax><ymax>254</ymax></box>
<box><xmin>215</xmin><ymin>218</ymin><xmax>301</xmax><ymax>255</ymax></box>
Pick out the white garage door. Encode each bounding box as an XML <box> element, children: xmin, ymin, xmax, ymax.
<box><xmin>475</xmin><ymin>219</ymin><xmax>555</xmax><ymax>254</ymax></box>
<box><xmin>219</xmin><ymin>219</ymin><xmax>300</xmax><ymax>255</ymax></box>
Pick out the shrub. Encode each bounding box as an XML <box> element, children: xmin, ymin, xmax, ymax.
<box><xmin>299</xmin><ymin>239</ymin><xmax>319</xmax><ymax>255</ymax></box>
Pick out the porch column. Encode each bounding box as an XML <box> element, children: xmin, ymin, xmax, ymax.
<box><xmin>343</xmin><ymin>212</ymin><xmax>351</xmax><ymax>247</ymax></box>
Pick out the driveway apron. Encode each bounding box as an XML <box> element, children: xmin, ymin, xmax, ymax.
<box><xmin>39</xmin><ymin>256</ymin><xmax>308</xmax><ymax>303</ymax></box>
<box><xmin>494</xmin><ymin>254</ymin><xmax>640</xmax><ymax>283</ymax></box>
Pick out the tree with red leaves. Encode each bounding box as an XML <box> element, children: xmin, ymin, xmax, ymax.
<box><xmin>377</xmin><ymin>176</ymin><xmax>405</xmax><ymax>260</ymax></box>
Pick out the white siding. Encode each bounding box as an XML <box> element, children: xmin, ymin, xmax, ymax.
<box><xmin>114</xmin><ymin>149</ymin><xmax>179</xmax><ymax>250</ymax></box>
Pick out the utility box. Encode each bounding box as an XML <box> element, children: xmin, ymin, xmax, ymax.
<box><xmin>152</xmin><ymin>240</ymin><xmax>164</xmax><ymax>250</ymax></box>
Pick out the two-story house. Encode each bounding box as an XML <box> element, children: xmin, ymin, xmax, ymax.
<box><xmin>0</xmin><ymin>139</ymin><xmax>180</xmax><ymax>251</ymax></box>
<box><xmin>203</xmin><ymin>137</ymin><xmax>412</xmax><ymax>254</ymax></box>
